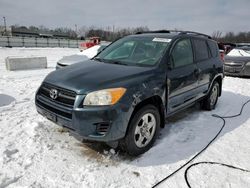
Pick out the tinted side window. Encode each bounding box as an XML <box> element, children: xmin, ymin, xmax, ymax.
<box><xmin>193</xmin><ymin>39</ymin><xmax>209</xmax><ymax>61</ymax></box>
<box><xmin>171</xmin><ymin>39</ymin><xmax>193</xmax><ymax>68</ymax></box>
<box><xmin>207</xmin><ymin>40</ymin><xmax>219</xmax><ymax>57</ymax></box>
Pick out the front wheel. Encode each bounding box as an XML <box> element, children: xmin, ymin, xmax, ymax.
<box><xmin>120</xmin><ymin>105</ymin><xmax>160</xmax><ymax>156</ymax></box>
<box><xmin>202</xmin><ymin>81</ymin><xmax>220</xmax><ymax>110</ymax></box>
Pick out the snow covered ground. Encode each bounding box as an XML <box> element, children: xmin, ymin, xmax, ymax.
<box><xmin>0</xmin><ymin>47</ymin><xmax>250</xmax><ymax>188</ymax></box>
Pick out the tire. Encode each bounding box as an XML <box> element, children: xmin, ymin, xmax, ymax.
<box><xmin>120</xmin><ymin>105</ymin><xmax>160</xmax><ymax>156</ymax></box>
<box><xmin>202</xmin><ymin>81</ymin><xmax>220</xmax><ymax>110</ymax></box>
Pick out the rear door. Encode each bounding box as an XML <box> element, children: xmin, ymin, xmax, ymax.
<box><xmin>192</xmin><ymin>38</ymin><xmax>214</xmax><ymax>98</ymax></box>
<box><xmin>167</xmin><ymin>38</ymin><xmax>198</xmax><ymax>113</ymax></box>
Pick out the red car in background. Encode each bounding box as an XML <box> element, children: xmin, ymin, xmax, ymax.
<box><xmin>79</xmin><ymin>37</ymin><xmax>101</xmax><ymax>51</ymax></box>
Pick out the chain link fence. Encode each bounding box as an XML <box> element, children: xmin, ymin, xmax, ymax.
<box><xmin>0</xmin><ymin>36</ymin><xmax>85</xmax><ymax>48</ymax></box>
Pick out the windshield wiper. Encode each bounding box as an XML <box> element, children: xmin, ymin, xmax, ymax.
<box><xmin>94</xmin><ymin>58</ymin><xmax>128</xmax><ymax>66</ymax></box>
<box><xmin>111</xmin><ymin>61</ymin><xmax>128</xmax><ymax>66</ymax></box>
<box><xmin>93</xmin><ymin>57</ymin><xmax>104</xmax><ymax>62</ymax></box>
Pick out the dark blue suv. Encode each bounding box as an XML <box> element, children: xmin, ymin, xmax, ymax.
<box><xmin>35</xmin><ymin>31</ymin><xmax>224</xmax><ymax>156</ymax></box>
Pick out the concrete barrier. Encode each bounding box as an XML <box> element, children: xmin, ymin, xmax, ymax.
<box><xmin>0</xmin><ymin>36</ymin><xmax>84</xmax><ymax>48</ymax></box>
<box><xmin>5</xmin><ymin>56</ymin><xmax>47</xmax><ymax>71</ymax></box>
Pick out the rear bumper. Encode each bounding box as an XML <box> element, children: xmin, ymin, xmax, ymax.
<box><xmin>35</xmin><ymin>95</ymin><xmax>131</xmax><ymax>142</ymax></box>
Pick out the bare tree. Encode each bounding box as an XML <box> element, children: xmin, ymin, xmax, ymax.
<box><xmin>212</xmin><ymin>31</ymin><xmax>222</xmax><ymax>40</ymax></box>
<box><xmin>78</xmin><ymin>26</ymin><xmax>88</xmax><ymax>38</ymax></box>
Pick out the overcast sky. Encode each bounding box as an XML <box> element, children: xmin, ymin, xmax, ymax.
<box><xmin>0</xmin><ymin>0</ymin><xmax>249</xmax><ymax>35</ymax></box>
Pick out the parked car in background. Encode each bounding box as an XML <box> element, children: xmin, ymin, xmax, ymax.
<box><xmin>79</xmin><ymin>37</ymin><xmax>101</xmax><ymax>51</ymax></box>
<box><xmin>56</xmin><ymin>43</ymin><xmax>110</xmax><ymax>69</ymax></box>
<box><xmin>236</xmin><ymin>43</ymin><xmax>250</xmax><ymax>48</ymax></box>
<box><xmin>36</xmin><ymin>30</ymin><xmax>223</xmax><ymax>156</ymax></box>
<box><xmin>224</xmin><ymin>47</ymin><xmax>250</xmax><ymax>77</ymax></box>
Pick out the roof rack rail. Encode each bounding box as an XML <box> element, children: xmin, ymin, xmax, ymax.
<box><xmin>136</xmin><ymin>30</ymin><xmax>170</xmax><ymax>34</ymax></box>
<box><xmin>136</xmin><ymin>30</ymin><xmax>212</xmax><ymax>39</ymax></box>
<box><xmin>179</xmin><ymin>31</ymin><xmax>212</xmax><ymax>39</ymax></box>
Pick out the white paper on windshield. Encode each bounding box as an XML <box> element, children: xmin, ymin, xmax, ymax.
<box><xmin>152</xmin><ymin>38</ymin><xmax>172</xmax><ymax>43</ymax></box>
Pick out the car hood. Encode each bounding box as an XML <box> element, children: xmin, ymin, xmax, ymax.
<box><xmin>227</xmin><ymin>48</ymin><xmax>250</xmax><ymax>57</ymax></box>
<box><xmin>44</xmin><ymin>60</ymin><xmax>154</xmax><ymax>94</ymax></box>
<box><xmin>58</xmin><ymin>55</ymin><xmax>89</xmax><ymax>65</ymax></box>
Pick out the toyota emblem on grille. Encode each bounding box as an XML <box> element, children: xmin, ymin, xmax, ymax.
<box><xmin>49</xmin><ymin>89</ymin><xmax>58</xmax><ymax>99</ymax></box>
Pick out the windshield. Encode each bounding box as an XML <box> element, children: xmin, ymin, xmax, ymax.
<box><xmin>95</xmin><ymin>36</ymin><xmax>171</xmax><ymax>66</ymax></box>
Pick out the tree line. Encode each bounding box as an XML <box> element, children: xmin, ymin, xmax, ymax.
<box><xmin>83</xmin><ymin>26</ymin><xmax>149</xmax><ymax>41</ymax></box>
<box><xmin>212</xmin><ymin>31</ymin><xmax>250</xmax><ymax>43</ymax></box>
<box><xmin>6</xmin><ymin>25</ymin><xmax>250</xmax><ymax>43</ymax></box>
<box><xmin>9</xmin><ymin>25</ymin><xmax>150</xmax><ymax>41</ymax></box>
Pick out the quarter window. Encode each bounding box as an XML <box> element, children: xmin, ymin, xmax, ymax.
<box><xmin>193</xmin><ymin>39</ymin><xmax>209</xmax><ymax>61</ymax></box>
<box><xmin>171</xmin><ymin>39</ymin><xmax>194</xmax><ymax>68</ymax></box>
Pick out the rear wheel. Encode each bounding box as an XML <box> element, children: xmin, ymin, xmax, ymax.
<box><xmin>202</xmin><ymin>81</ymin><xmax>219</xmax><ymax>110</ymax></box>
<box><xmin>120</xmin><ymin>105</ymin><xmax>160</xmax><ymax>156</ymax></box>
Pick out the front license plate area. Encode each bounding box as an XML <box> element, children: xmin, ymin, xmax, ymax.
<box><xmin>228</xmin><ymin>68</ymin><xmax>236</xmax><ymax>73</ymax></box>
<box><xmin>44</xmin><ymin>111</ymin><xmax>57</xmax><ymax>122</ymax></box>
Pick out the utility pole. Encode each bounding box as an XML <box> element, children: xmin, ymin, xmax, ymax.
<box><xmin>3</xmin><ymin>16</ymin><xmax>7</xmax><ymax>35</ymax></box>
<box><xmin>75</xmin><ymin>24</ymin><xmax>77</xmax><ymax>38</ymax></box>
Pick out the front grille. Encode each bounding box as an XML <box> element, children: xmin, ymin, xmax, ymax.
<box><xmin>38</xmin><ymin>83</ymin><xmax>76</xmax><ymax>107</ymax></box>
<box><xmin>224</xmin><ymin>65</ymin><xmax>243</xmax><ymax>73</ymax></box>
<box><xmin>224</xmin><ymin>61</ymin><xmax>244</xmax><ymax>68</ymax></box>
<box><xmin>36</xmin><ymin>83</ymin><xmax>76</xmax><ymax>120</ymax></box>
<box><xmin>224</xmin><ymin>61</ymin><xmax>245</xmax><ymax>73</ymax></box>
<box><xmin>36</xmin><ymin>99</ymin><xmax>72</xmax><ymax>119</ymax></box>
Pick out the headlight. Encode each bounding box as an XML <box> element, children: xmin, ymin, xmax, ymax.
<box><xmin>83</xmin><ymin>88</ymin><xmax>126</xmax><ymax>106</ymax></box>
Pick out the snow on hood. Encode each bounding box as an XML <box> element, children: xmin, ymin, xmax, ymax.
<box><xmin>227</xmin><ymin>48</ymin><xmax>250</xmax><ymax>57</ymax></box>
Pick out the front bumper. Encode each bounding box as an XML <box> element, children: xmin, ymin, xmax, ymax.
<box><xmin>35</xmin><ymin>92</ymin><xmax>131</xmax><ymax>142</ymax></box>
<box><xmin>224</xmin><ymin>62</ymin><xmax>250</xmax><ymax>77</ymax></box>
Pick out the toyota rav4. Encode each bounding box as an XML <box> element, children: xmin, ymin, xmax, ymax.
<box><xmin>35</xmin><ymin>30</ymin><xmax>224</xmax><ymax>156</ymax></box>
